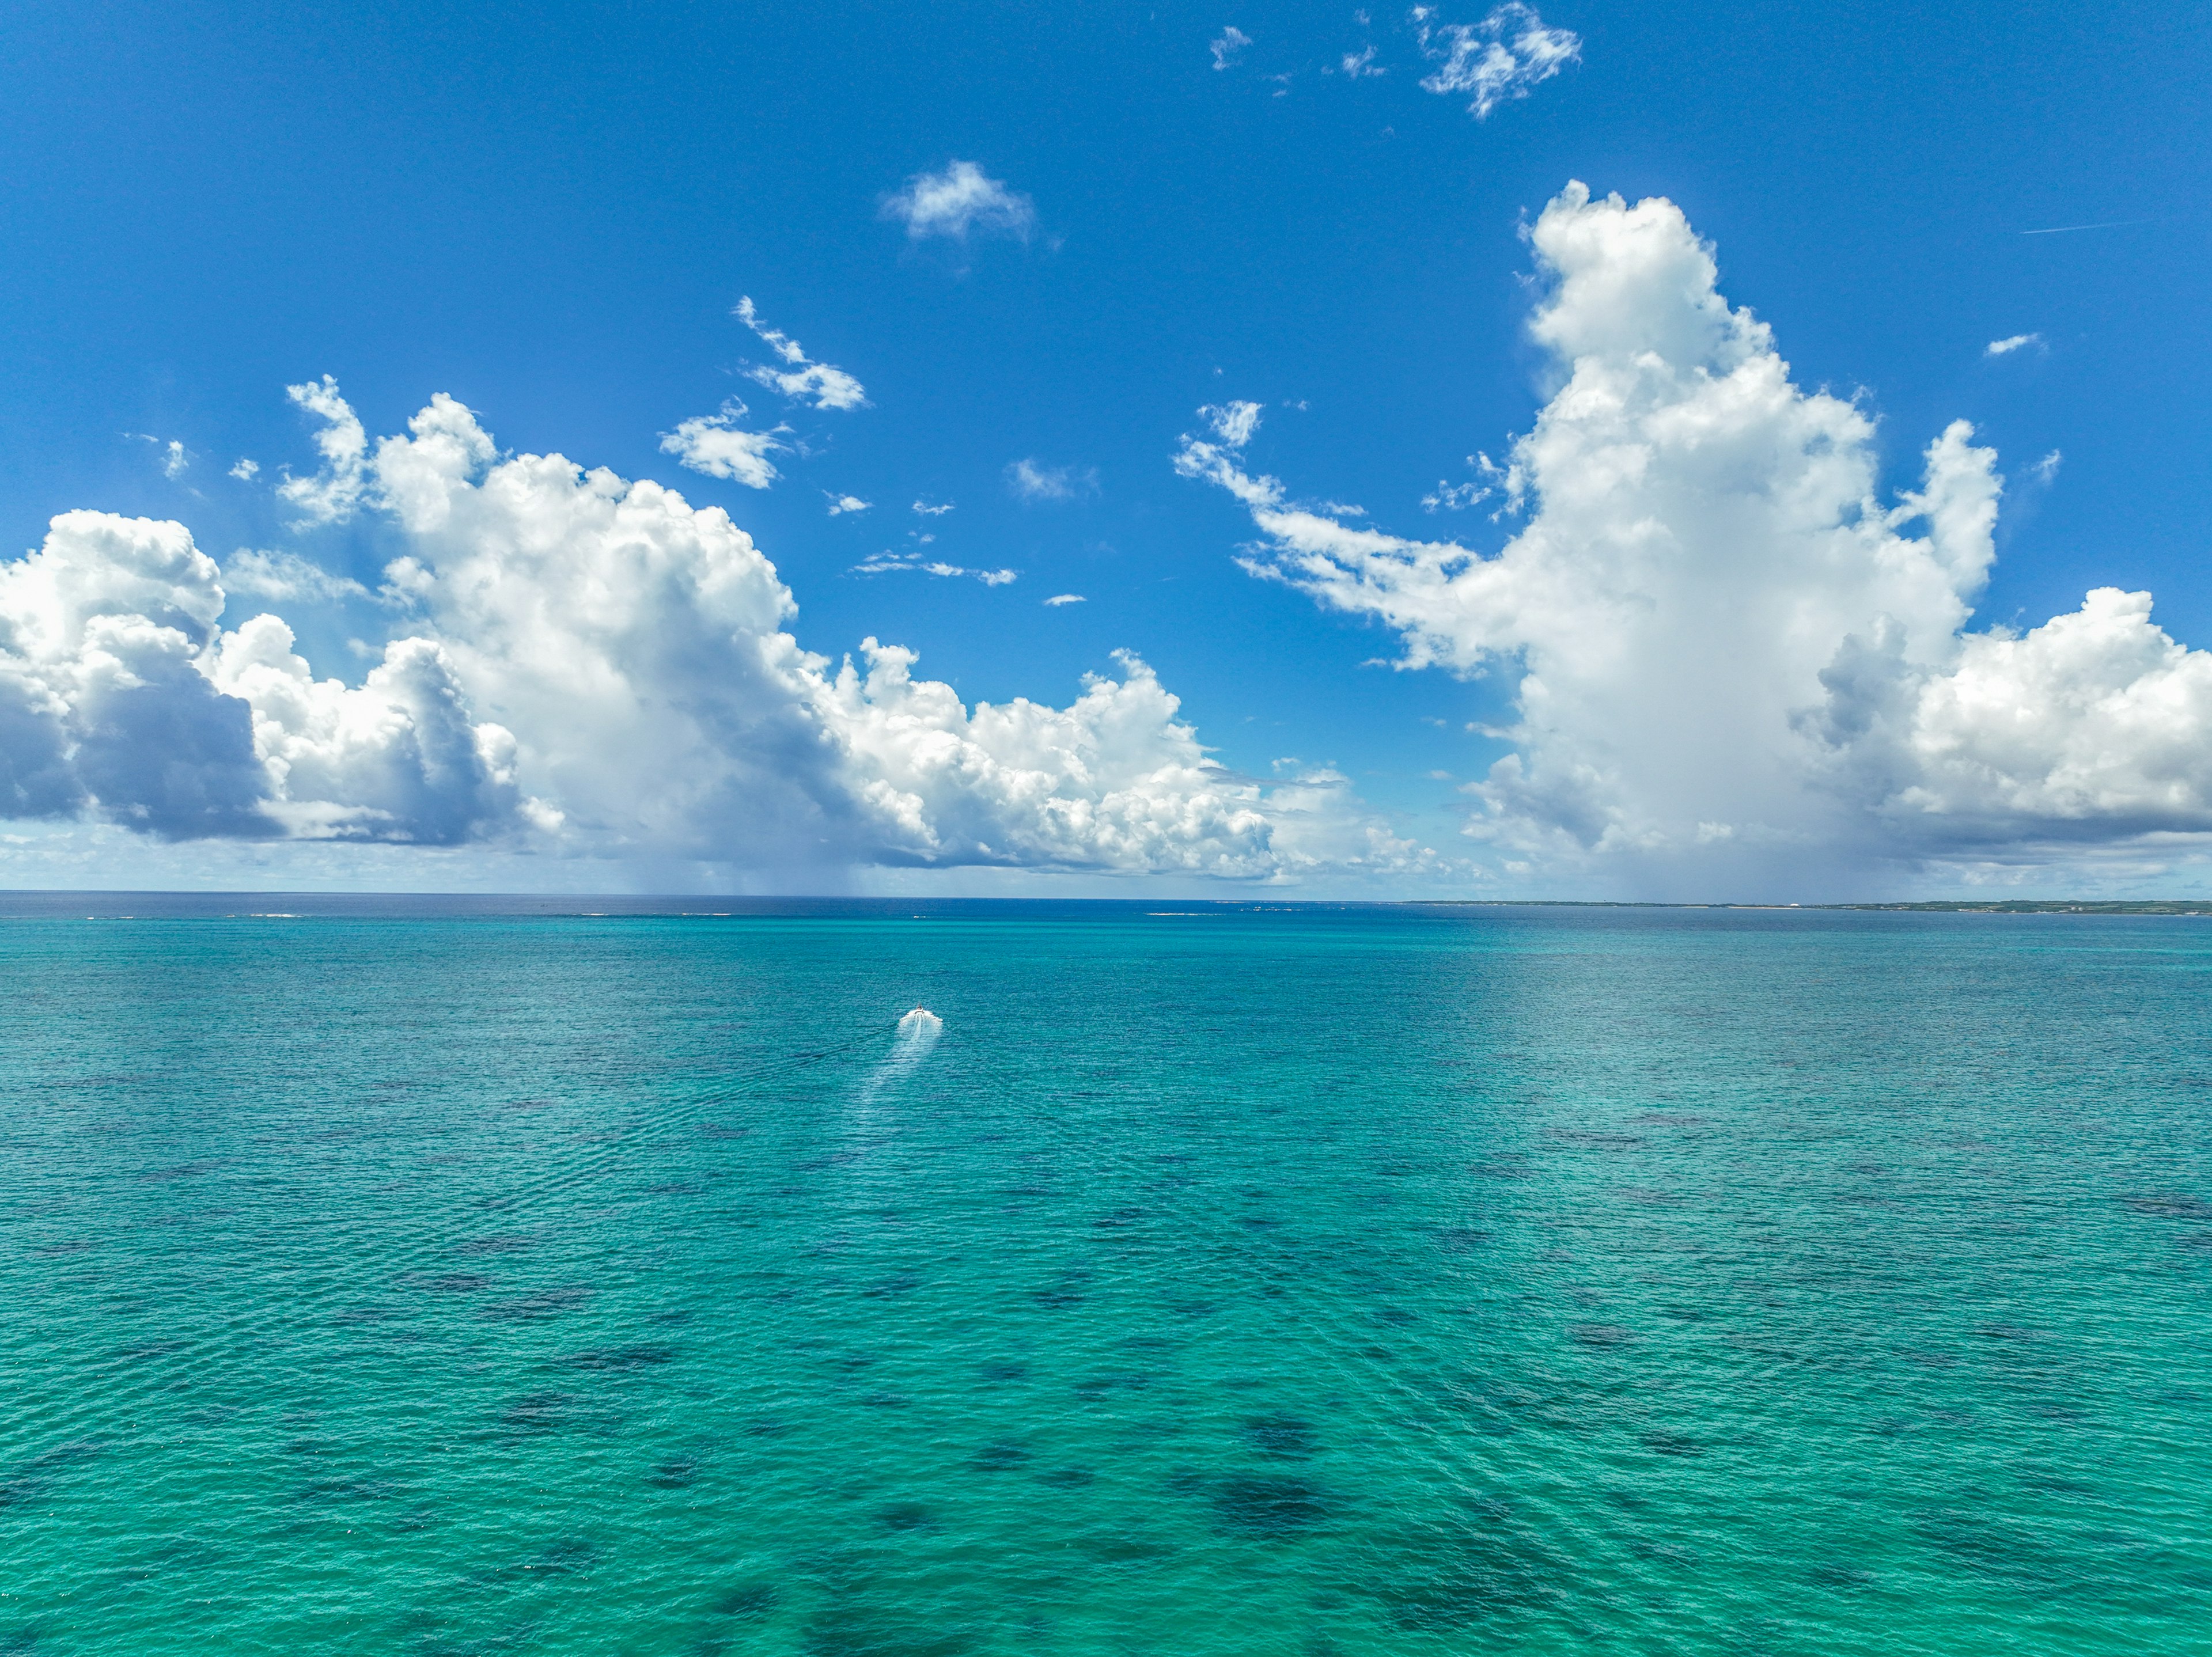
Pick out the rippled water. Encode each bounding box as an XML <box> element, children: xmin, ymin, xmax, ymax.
<box><xmin>4</xmin><ymin>898</ymin><xmax>2210</xmax><ymax>1654</ymax></box>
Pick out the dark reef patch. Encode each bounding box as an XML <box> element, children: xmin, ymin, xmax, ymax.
<box><xmin>561</xmin><ymin>1345</ymin><xmax>677</xmax><ymax>1371</ymax></box>
<box><xmin>1207</xmin><ymin>1474</ymin><xmax>1331</xmax><ymax>1536</ymax></box>
<box><xmin>968</xmin><ymin>1439</ymin><xmax>1032</xmax><ymax>1472</ymax></box>
<box><xmin>1569</xmin><ymin>1323</ymin><xmax>1634</xmax><ymax>1348</ymax></box>
<box><xmin>479</xmin><ymin>1286</ymin><xmax>592</xmax><ymax>1320</ymax></box>
<box><xmin>1241</xmin><ymin>1415</ymin><xmax>1318</xmax><ymax>1459</ymax></box>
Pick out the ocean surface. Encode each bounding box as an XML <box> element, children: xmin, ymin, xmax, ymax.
<box><xmin>3</xmin><ymin>897</ymin><xmax>2209</xmax><ymax>1654</ymax></box>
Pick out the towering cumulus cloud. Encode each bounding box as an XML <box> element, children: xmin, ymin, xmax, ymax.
<box><xmin>1179</xmin><ymin>182</ymin><xmax>2212</xmax><ymax>887</ymax></box>
<box><xmin>1</xmin><ymin>390</ymin><xmax>1430</xmax><ymax>882</ymax></box>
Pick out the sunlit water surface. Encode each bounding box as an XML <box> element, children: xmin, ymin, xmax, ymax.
<box><xmin>3</xmin><ymin>898</ymin><xmax>2209</xmax><ymax>1654</ymax></box>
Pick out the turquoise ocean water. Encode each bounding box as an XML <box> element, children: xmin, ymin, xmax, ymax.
<box><xmin>3</xmin><ymin>897</ymin><xmax>2209</xmax><ymax>1654</ymax></box>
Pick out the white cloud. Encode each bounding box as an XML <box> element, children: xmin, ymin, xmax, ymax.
<box><xmin>0</xmin><ymin>509</ymin><xmax>510</xmax><ymax>841</ymax></box>
<box><xmin>229</xmin><ymin>458</ymin><xmax>260</xmax><ymax>481</ymax></box>
<box><xmin>1006</xmin><ymin>458</ymin><xmax>1100</xmax><ymax>502</ymax></box>
<box><xmin>734</xmin><ymin>297</ymin><xmax>868</xmax><ymax>411</ymax></box>
<box><xmin>1044</xmin><ymin>594</ymin><xmax>1088</xmax><ymax>606</ymax></box>
<box><xmin>1211</xmin><ymin>25</ymin><xmax>1251</xmax><ymax>69</ymax></box>
<box><xmin>1339</xmin><ymin>44</ymin><xmax>1386</xmax><ymax>77</ymax></box>
<box><xmin>2</xmin><ymin>385</ymin><xmax>1444</xmax><ymax>883</ymax></box>
<box><xmin>854</xmin><ymin>553</ymin><xmax>1019</xmax><ymax>586</ymax></box>
<box><xmin>825</xmin><ymin>493</ymin><xmax>872</xmax><ymax>515</ymax></box>
<box><xmin>1417</xmin><ymin>4</ymin><xmax>1581</xmax><ymax>119</ymax></box>
<box><xmin>1986</xmin><ymin>332</ymin><xmax>2046</xmax><ymax>357</ymax></box>
<box><xmin>1177</xmin><ymin>180</ymin><xmax>2212</xmax><ymax>885</ymax></box>
<box><xmin>881</xmin><ymin>161</ymin><xmax>1035</xmax><ymax>243</ymax></box>
<box><xmin>2031</xmin><ymin>449</ymin><xmax>2062</xmax><ymax>483</ymax></box>
<box><xmin>1199</xmin><ymin>400</ymin><xmax>1263</xmax><ymax>448</ymax></box>
<box><xmin>658</xmin><ymin>401</ymin><xmax>786</xmax><ymax>488</ymax></box>
<box><xmin>912</xmin><ymin>498</ymin><xmax>955</xmax><ymax>516</ymax></box>
<box><xmin>222</xmin><ymin>549</ymin><xmax>370</xmax><ymax>605</ymax></box>
<box><xmin>127</xmin><ymin>435</ymin><xmax>191</xmax><ymax>479</ymax></box>
<box><xmin>1422</xmin><ymin>479</ymin><xmax>1490</xmax><ymax>512</ymax></box>
<box><xmin>276</xmin><ymin>376</ymin><xmax>370</xmax><ymax>525</ymax></box>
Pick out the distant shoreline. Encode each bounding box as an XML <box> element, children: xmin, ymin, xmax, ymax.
<box><xmin>1406</xmin><ymin>900</ymin><xmax>2212</xmax><ymax>915</ymax></box>
<box><xmin>3</xmin><ymin>890</ymin><xmax>2210</xmax><ymax>918</ymax></box>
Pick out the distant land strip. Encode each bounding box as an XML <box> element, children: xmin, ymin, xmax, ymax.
<box><xmin>1405</xmin><ymin>900</ymin><xmax>2212</xmax><ymax>915</ymax></box>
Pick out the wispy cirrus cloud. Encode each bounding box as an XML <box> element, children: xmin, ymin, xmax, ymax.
<box><xmin>853</xmin><ymin>551</ymin><xmax>1018</xmax><ymax>586</ymax></box>
<box><xmin>1210</xmin><ymin>25</ymin><xmax>1251</xmax><ymax>69</ymax></box>
<box><xmin>734</xmin><ymin>297</ymin><xmax>868</xmax><ymax>411</ymax></box>
<box><xmin>1006</xmin><ymin>457</ymin><xmax>1100</xmax><ymax>503</ymax></box>
<box><xmin>1414</xmin><ymin>3</ymin><xmax>1580</xmax><ymax>119</ymax></box>
<box><xmin>221</xmin><ymin>548</ymin><xmax>369</xmax><ymax>605</ymax></box>
<box><xmin>1985</xmin><ymin>332</ymin><xmax>2046</xmax><ymax>357</ymax></box>
<box><xmin>127</xmin><ymin>434</ymin><xmax>191</xmax><ymax>480</ymax></box>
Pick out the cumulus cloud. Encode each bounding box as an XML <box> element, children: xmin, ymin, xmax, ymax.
<box><xmin>1044</xmin><ymin>594</ymin><xmax>1087</xmax><ymax>606</ymax></box>
<box><xmin>881</xmin><ymin>161</ymin><xmax>1035</xmax><ymax>243</ymax></box>
<box><xmin>1211</xmin><ymin>25</ymin><xmax>1251</xmax><ymax>69</ymax></box>
<box><xmin>734</xmin><ymin>297</ymin><xmax>868</xmax><ymax>411</ymax></box>
<box><xmin>0</xmin><ymin>510</ymin><xmax>510</xmax><ymax>841</ymax></box>
<box><xmin>1985</xmin><ymin>332</ymin><xmax>2046</xmax><ymax>357</ymax></box>
<box><xmin>658</xmin><ymin>402</ymin><xmax>787</xmax><ymax>488</ymax></box>
<box><xmin>1006</xmin><ymin>458</ymin><xmax>1100</xmax><ymax>503</ymax></box>
<box><xmin>912</xmin><ymin>498</ymin><xmax>955</xmax><ymax>516</ymax></box>
<box><xmin>1415</xmin><ymin>4</ymin><xmax>1580</xmax><ymax>118</ymax></box>
<box><xmin>1177</xmin><ymin>180</ymin><xmax>2212</xmax><ymax>885</ymax></box>
<box><xmin>825</xmin><ymin>493</ymin><xmax>872</xmax><ymax>515</ymax></box>
<box><xmin>229</xmin><ymin>458</ymin><xmax>259</xmax><ymax>481</ymax></box>
<box><xmin>2</xmin><ymin>385</ymin><xmax>1439</xmax><ymax>884</ymax></box>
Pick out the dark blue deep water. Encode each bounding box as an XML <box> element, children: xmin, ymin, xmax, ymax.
<box><xmin>2</xmin><ymin>898</ymin><xmax>2209</xmax><ymax>1653</ymax></box>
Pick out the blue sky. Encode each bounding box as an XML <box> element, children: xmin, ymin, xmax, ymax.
<box><xmin>2</xmin><ymin>0</ymin><xmax>2209</xmax><ymax>896</ymax></box>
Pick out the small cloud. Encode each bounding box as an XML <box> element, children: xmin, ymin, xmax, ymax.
<box><xmin>825</xmin><ymin>492</ymin><xmax>872</xmax><ymax>515</ymax></box>
<box><xmin>1043</xmin><ymin>593</ymin><xmax>1087</xmax><ymax>606</ymax></box>
<box><xmin>222</xmin><ymin>548</ymin><xmax>369</xmax><ymax>604</ymax></box>
<box><xmin>1339</xmin><ymin>44</ymin><xmax>1385</xmax><ymax>76</ymax></box>
<box><xmin>659</xmin><ymin>401</ymin><xmax>786</xmax><ymax>488</ymax></box>
<box><xmin>734</xmin><ymin>297</ymin><xmax>868</xmax><ymax>410</ymax></box>
<box><xmin>1422</xmin><ymin>480</ymin><xmax>1490</xmax><ymax>512</ymax></box>
<box><xmin>1199</xmin><ymin>400</ymin><xmax>1263</xmax><ymax>448</ymax></box>
<box><xmin>126</xmin><ymin>433</ymin><xmax>191</xmax><ymax>479</ymax></box>
<box><xmin>854</xmin><ymin>552</ymin><xmax>1018</xmax><ymax>586</ymax></box>
<box><xmin>1006</xmin><ymin>458</ymin><xmax>1100</xmax><ymax>503</ymax></box>
<box><xmin>1417</xmin><ymin>3</ymin><xmax>1581</xmax><ymax>119</ymax></box>
<box><xmin>1211</xmin><ymin>25</ymin><xmax>1251</xmax><ymax>69</ymax></box>
<box><xmin>2029</xmin><ymin>449</ymin><xmax>2063</xmax><ymax>483</ymax></box>
<box><xmin>1985</xmin><ymin>332</ymin><xmax>2046</xmax><ymax>357</ymax></box>
<box><xmin>912</xmin><ymin>498</ymin><xmax>955</xmax><ymax>516</ymax></box>
<box><xmin>276</xmin><ymin>375</ymin><xmax>370</xmax><ymax>526</ymax></box>
<box><xmin>882</xmin><ymin>160</ymin><xmax>1035</xmax><ymax>243</ymax></box>
<box><xmin>1320</xmin><ymin>500</ymin><xmax>1366</xmax><ymax>517</ymax></box>
<box><xmin>229</xmin><ymin>458</ymin><xmax>260</xmax><ymax>481</ymax></box>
